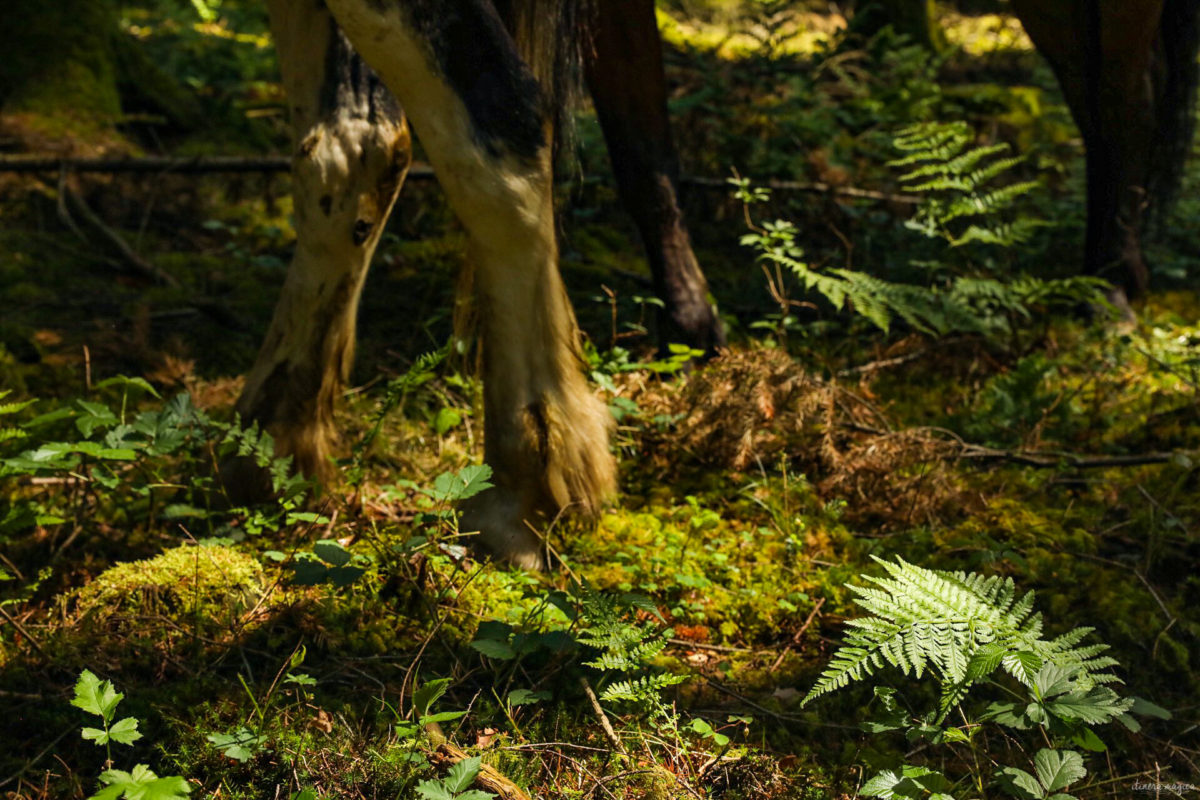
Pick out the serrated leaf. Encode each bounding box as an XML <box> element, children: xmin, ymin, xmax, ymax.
<box><xmin>108</xmin><ymin>717</ymin><xmax>142</xmax><ymax>746</ymax></box>
<box><xmin>1034</xmin><ymin>750</ymin><xmax>1085</xmax><ymax>794</ymax></box>
<box><xmin>414</xmin><ymin>780</ymin><xmax>454</xmax><ymax>800</ymax></box>
<box><xmin>412</xmin><ymin>678</ymin><xmax>450</xmax><ymax>717</ymax></box>
<box><xmin>72</xmin><ymin>670</ymin><xmax>123</xmax><ymax>723</ymax></box>
<box><xmin>445</xmin><ymin>756</ymin><xmax>482</xmax><ymax>793</ymax></box>
<box><xmin>996</xmin><ymin>767</ymin><xmax>1043</xmax><ymax>800</ymax></box>
<box><xmin>89</xmin><ymin>765</ymin><xmax>190</xmax><ymax>800</ymax></box>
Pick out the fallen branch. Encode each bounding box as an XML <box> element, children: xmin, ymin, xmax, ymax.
<box><xmin>840</xmin><ymin>423</ymin><xmax>1190</xmax><ymax>470</ymax></box>
<box><xmin>955</xmin><ymin>444</ymin><xmax>1184</xmax><ymax>469</ymax></box>
<box><xmin>680</xmin><ymin>174</ymin><xmax>922</xmax><ymax>204</ymax></box>
<box><xmin>429</xmin><ymin>739</ymin><xmax>534</xmax><ymax>800</ymax></box>
<box><xmin>62</xmin><ymin>183</ymin><xmax>179</xmax><ymax>287</ymax></box>
<box><xmin>1</xmin><ymin>155</ymin><xmax>915</xmax><ymax>203</ymax></box>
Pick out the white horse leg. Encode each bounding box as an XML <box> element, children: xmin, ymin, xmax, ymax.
<box><xmin>327</xmin><ymin>0</ymin><xmax>616</xmax><ymax>567</ymax></box>
<box><xmin>235</xmin><ymin>1</ymin><xmax>410</xmax><ymax>483</ymax></box>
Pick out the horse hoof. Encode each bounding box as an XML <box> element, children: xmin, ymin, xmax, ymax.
<box><xmin>458</xmin><ymin>489</ymin><xmax>547</xmax><ymax>570</ymax></box>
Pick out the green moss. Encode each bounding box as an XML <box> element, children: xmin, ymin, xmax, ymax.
<box><xmin>71</xmin><ymin>544</ymin><xmax>262</xmax><ymax>625</ymax></box>
<box><xmin>0</xmin><ymin>0</ymin><xmax>121</xmax><ymax>135</ymax></box>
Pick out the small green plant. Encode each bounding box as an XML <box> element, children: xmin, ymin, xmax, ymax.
<box><xmin>732</xmin><ymin>118</ymin><xmax>1108</xmax><ymax>343</ymax></box>
<box><xmin>416</xmin><ymin>756</ymin><xmax>494</xmax><ymax>800</ymax></box>
<box><xmin>805</xmin><ymin>557</ymin><xmax>1170</xmax><ymax>800</ymax></box>
<box><xmin>890</xmin><ymin>121</ymin><xmax>1044</xmax><ymax>248</ymax></box>
<box><xmin>72</xmin><ymin>670</ymin><xmax>190</xmax><ymax>800</ymax></box>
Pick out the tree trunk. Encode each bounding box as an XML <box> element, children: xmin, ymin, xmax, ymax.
<box><xmin>0</xmin><ymin>0</ymin><xmax>121</xmax><ymax>138</ymax></box>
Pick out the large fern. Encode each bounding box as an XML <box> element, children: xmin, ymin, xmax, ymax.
<box><xmin>803</xmin><ymin>557</ymin><xmax>1130</xmax><ymax>722</ymax></box>
<box><xmin>890</xmin><ymin>121</ymin><xmax>1045</xmax><ymax>247</ymax></box>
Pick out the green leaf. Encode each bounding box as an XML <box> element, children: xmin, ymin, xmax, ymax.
<box><xmin>412</xmin><ymin>678</ymin><xmax>451</xmax><ymax>717</ymax></box>
<box><xmin>433</xmin><ymin>407</ymin><xmax>464</xmax><ymax>436</ymax></box>
<box><xmin>445</xmin><ymin>756</ymin><xmax>482</xmax><ymax>794</ymax></box>
<box><xmin>996</xmin><ymin>767</ymin><xmax>1043</xmax><ymax>800</ymax></box>
<box><xmin>431</xmin><ymin>464</ymin><xmax>494</xmax><ymax>503</ymax></box>
<box><xmin>1033</xmin><ymin>750</ymin><xmax>1086</xmax><ymax>794</ymax></box>
<box><xmin>861</xmin><ymin>766</ymin><xmax>949</xmax><ymax>799</ymax></box>
<box><xmin>420</xmin><ymin>711</ymin><xmax>467</xmax><ymax>724</ymax></box>
<box><xmin>107</xmin><ymin>717</ymin><xmax>143</xmax><ymax>746</ymax></box>
<box><xmin>1129</xmin><ymin>697</ymin><xmax>1171</xmax><ymax>719</ymax></box>
<box><xmin>82</xmin><ymin>726</ymin><xmax>110</xmax><ymax>744</ymax></box>
<box><xmin>89</xmin><ymin>765</ymin><xmax>190</xmax><ymax>800</ymax></box>
<box><xmin>72</xmin><ymin>670</ymin><xmax>123</xmax><ymax>723</ymax></box>
<box><xmin>1069</xmin><ymin>728</ymin><xmax>1106</xmax><ymax>753</ymax></box>
<box><xmin>470</xmin><ymin>638</ymin><xmax>516</xmax><ymax>660</ymax></box>
<box><xmin>312</xmin><ymin>540</ymin><xmax>351</xmax><ymax>567</ymax></box>
<box><xmin>506</xmin><ymin>689</ymin><xmax>550</xmax><ymax>706</ymax></box>
<box><xmin>207</xmin><ymin>728</ymin><xmax>266</xmax><ymax>762</ymax></box>
<box><xmin>414</xmin><ymin>780</ymin><xmax>454</xmax><ymax>800</ymax></box>
<box><xmin>94</xmin><ymin>376</ymin><xmax>161</xmax><ymax>399</ymax></box>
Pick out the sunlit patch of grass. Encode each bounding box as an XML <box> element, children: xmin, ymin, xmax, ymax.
<box><xmin>939</xmin><ymin>12</ymin><xmax>1033</xmax><ymax>55</ymax></box>
<box><xmin>657</xmin><ymin>8</ymin><xmax>846</xmax><ymax>59</ymax></box>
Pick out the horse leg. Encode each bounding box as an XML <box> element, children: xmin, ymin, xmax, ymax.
<box><xmin>1091</xmin><ymin>0</ymin><xmax>1164</xmax><ymax>299</ymax></box>
<box><xmin>326</xmin><ymin>0</ymin><xmax>616</xmax><ymax>568</ymax></box>
<box><xmin>233</xmin><ymin>1</ymin><xmax>411</xmax><ymax>489</ymax></box>
<box><xmin>1014</xmin><ymin>0</ymin><xmax>1163</xmax><ymax>302</ymax></box>
<box><xmin>585</xmin><ymin>0</ymin><xmax>725</xmax><ymax>355</ymax></box>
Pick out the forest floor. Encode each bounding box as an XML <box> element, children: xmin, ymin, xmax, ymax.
<box><xmin>1</xmin><ymin>4</ymin><xmax>1199</xmax><ymax>800</ymax></box>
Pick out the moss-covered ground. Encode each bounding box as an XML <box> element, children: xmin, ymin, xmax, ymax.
<box><xmin>2</xmin><ymin>3</ymin><xmax>1199</xmax><ymax>799</ymax></box>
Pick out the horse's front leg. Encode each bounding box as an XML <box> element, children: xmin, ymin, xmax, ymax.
<box><xmin>327</xmin><ymin>0</ymin><xmax>616</xmax><ymax>567</ymax></box>
<box><xmin>233</xmin><ymin>1</ymin><xmax>411</xmax><ymax>487</ymax></box>
<box><xmin>585</xmin><ymin>0</ymin><xmax>725</xmax><ymax>356</ymax></box>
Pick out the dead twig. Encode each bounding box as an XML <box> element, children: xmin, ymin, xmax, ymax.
<box><xmin>428</xmin><ymin>738</ymin><xmax>534</xmax><ymax>800</ymax></box>
<box><xmin>769</xmin><ymin>596</ymin><xmax>826</xmax><ymax>672</ymax></box>
<box><xmin>580</xmin><ymin>676</ymin><xmax>628</xmax><ymax>755</ymax></box>
<box><xmin>62</xmin><ymin>181</ymin><xmax>179</xmax><ymax>287</ymax></box>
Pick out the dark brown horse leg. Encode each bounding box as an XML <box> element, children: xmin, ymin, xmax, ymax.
<box><xmin>584</xmin><ymin>0</ymin><xmax>725</xmax><ymax>355</ymax></box>
<box><xmin>1014</xmin><ymin>0</ymin><xmax>1163</xmax><ymax>302</ymax></box>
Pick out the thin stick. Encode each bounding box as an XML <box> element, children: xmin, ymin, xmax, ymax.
<box><xmin>0</xmin><ymin>606</ymin><xmax>47</xmax><ymax>659</ymax></box>
<box><xmin>579</xmin><ymin>677</ymin><xmax>627</xmax><ymax>755</ymax></box>
<box><xmin>769</xmin><ymin>596</ymin><xmax>826</xmax><ymax>673</ymax></box>
<box><xmin>63</xmin><ymin>184</ymin><xmax>179</xmax><ymax>287</ymax></box>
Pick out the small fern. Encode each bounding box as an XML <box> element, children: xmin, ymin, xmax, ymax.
<box><xmin>890</xmin><ymin>121</ymin><xmax>1045</xmax><ymax>247</ymax></box>
<box><xmin>574</xmin><ymin>583</ymin><xmax>687</xmax><ymax>713</ymax></box>
<box><xmin>804</xmin><ymin>556</ymin><xmax>1129</xmax><ymax>722</ymax></box>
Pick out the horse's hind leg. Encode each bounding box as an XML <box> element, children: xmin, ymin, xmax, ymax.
<box><xmin>234</xmin><ymin>1</ymin><xmax>411</xmax><ymax>485</ymax></box>
<box><xmin>1014</xmin><ymin>0</ymin><xmax>1164</xmax><ymax>302</ymax></box>
<box><xmin>327</xmin><ymin>0</ymin><xmax>616</xmax><ymax>568</ymax></box>
<box><xmin>585</xmin><ymin>0</ymin><xmax>725</xmax><ymax>356</ymax></box>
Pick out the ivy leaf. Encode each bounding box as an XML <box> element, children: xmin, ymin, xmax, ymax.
<box><xmin>1033</xmin><ymin>749</ymin><xmax>1086</xmax><ymax>794</ymax></box>
<box><xmin>72</xmin><ymin>670</ymin><xmax>123</xmax><ymax>724</ymax></box>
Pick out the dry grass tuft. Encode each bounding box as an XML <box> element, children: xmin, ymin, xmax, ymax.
<box><xmin>636</xmin><ymin>345</ymin><xmax>965</xmax><ymax>525</ymax></box>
